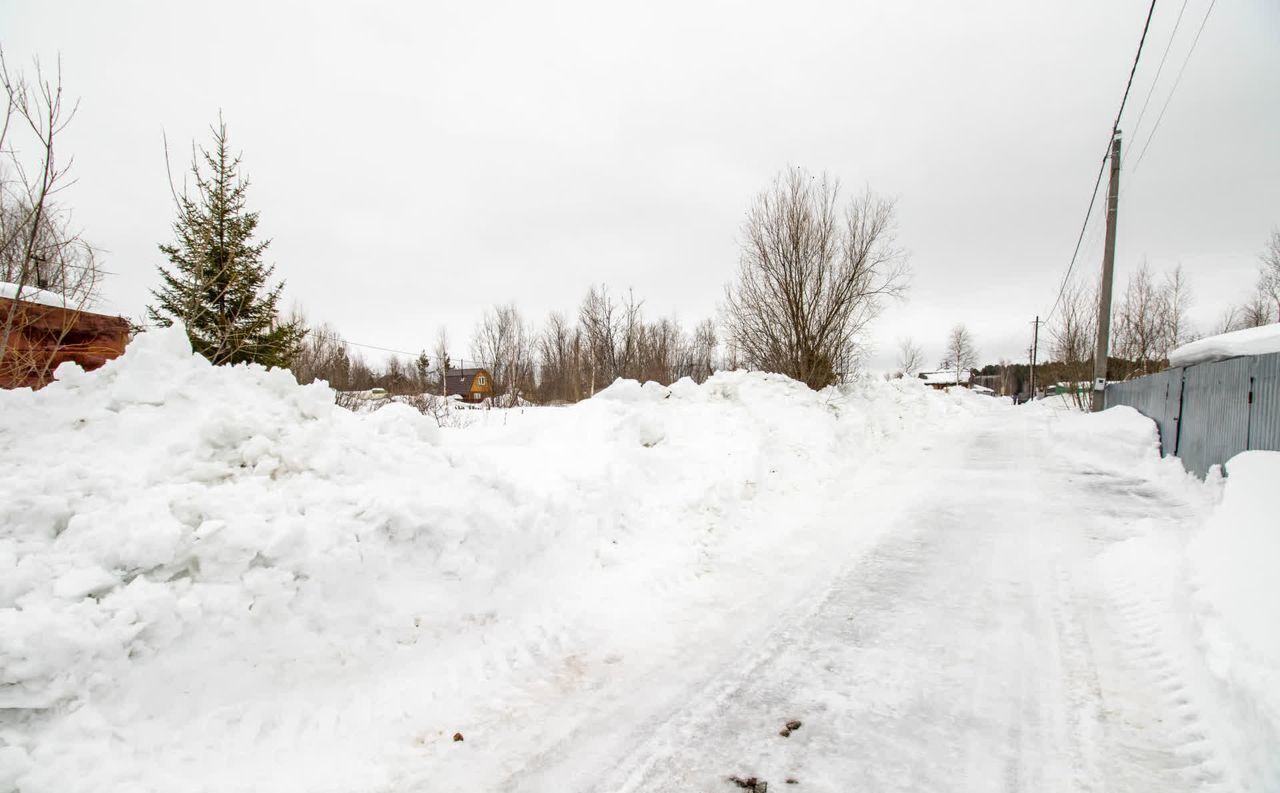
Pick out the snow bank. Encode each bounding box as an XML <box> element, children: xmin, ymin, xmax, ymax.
<box><xmin>1188</xmin><ymin>450</ymin><xmax>1280</xmax><ymax>782</ymax></box>
<box><xmin>1036</xmin><ymin>403</ymin><xmax>1193</xmax><ymax>485</ymax></box>
<box><xmin>1168</xmin><ymin>322</ymin><xmax>1280</xmax><ymax>367</ymax></box>
<box><xmin>0</xmin><ymin>329</ymin><xmax>443</xmax><ymax>707</ymax></box>
<box><xmin>0</xmin><ymin>332</ymin><xmax>1001</xmax><ymax>793</ymax></box>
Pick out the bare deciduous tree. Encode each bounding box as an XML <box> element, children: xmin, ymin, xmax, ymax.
<box><xmin>1262</xmin><ymin>229</ymin><xmax>1280</xmax><ymax>319</ymax></box>
<box><xmin>941</xmin><ymin>324</ymin><xmax>977</xmax><ymax>386</ymax></box>
<box><xmin>1113</xmin><ymin>262</ymin><xmax>1172</xmax><ymax>377</ymax></box>
<box><xmin>472</xmin><ymin>302</ymin><xmax>533</xmax><ymax>404</ymax></box>
<box><xmin>287</xmin><ymin>309</ymin><xmax>353</xmax><ymax>389</ymax></box>
<box><xmin>1108</xmin><ymin>261</ymin><xmax>1200</xmax><ymax>379</ymax></box>
<box><xmin>688</xmin><ymin>318</ymin><xmax>717</xmax><ymax>383</ymax></box>
<box><xmin>537</xmin><ymin>310</ymin><xmax>581</xmax><ymax>403</ymax></box>
<box><xmin>1238</xmin><ymin>285</ymin><xmax>1274</xmax><ymax>329</ymax></box>
<box><xmin>1212</xmin><ymin>306</ymin><xmax>1242</xmax><ymax>336</ymax></box>
<box><xmin>0</xmin><ymin>50</ymin><xmax>102</xmax><ymax>385</ymax></box>
<box><xmin>723</xmin><ymin>168</ymin><xmax>907</xmax><ymax>389</ymax></box>
<box><xmin>579</xmin><ymin>284</ymin><xmax>619</xmax><ymax>393</ymax></box>
<box><xmin>433</xmin><ymin>326</ymin><xmax>451</xmax><ymax>396</ymax></box>
<box><xmin>896</xmin><ymin>337</ymin><xmax>924</xmax><ymax>377</ymax></box>
<box><xmin>1163</xmin><ymin>264</ymin><xmax>1194</xmax><ymax>349</ymax></box>
<box><xmin>1049</xmin><ymin>279</ymin><xmax>1097</xmax><ymax>409</ymax></box>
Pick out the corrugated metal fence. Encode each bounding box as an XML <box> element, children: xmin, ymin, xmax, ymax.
<box><xmin>1104</xmin><ymin>351</ymin><xmax>1280</xmax><ymax>476</ymax></box>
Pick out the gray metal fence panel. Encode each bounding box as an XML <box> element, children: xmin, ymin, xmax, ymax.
<box><xmin>1102</xmin><ymin>349</ymin><xmax>1280</xmax><ymax>478</ymax></box>
<box><xmin>1105</xmin><ymin>368</ymin><xmax>1182</xmax><ymax>456</ymax></box>
<box><xmin>1248</xmin><ymin>351</ymin><xmax>1280</xmax><ymax>453</ymax></box>
<box><xmin>1171</xmin><ymin>356</ymin><xmax>1253</xmax><ymax>476</ymax></box>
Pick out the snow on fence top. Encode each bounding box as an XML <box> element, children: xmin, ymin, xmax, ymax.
<box><xmin>1168</xmin><ymin>322</ymin><xmax>1280</xmax><ymax>368</ymax></box>
<box><xmin>0</xmin><ymin>280</ymin><xmax>75</xmax><ymax>309</ymax></box>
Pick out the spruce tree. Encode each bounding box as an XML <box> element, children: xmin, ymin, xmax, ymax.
<box><xmin>148</xmin><ymin>119</ymin><xmax>303</xmax><ymax>367</ymax></box>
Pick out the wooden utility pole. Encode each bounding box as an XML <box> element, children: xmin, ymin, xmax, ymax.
<box><xmin>1030</xmin><ymin>316</ymin><xmax>1040</xmax><ymax>400</ymax></box>
<box><xmin>1092</xmin><ymin>132</ymin><xmax>1122</xmax><ymax>412</ymax></box>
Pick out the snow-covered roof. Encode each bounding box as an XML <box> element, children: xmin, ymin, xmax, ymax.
<box><xmin>917</xmin><ymin>369</ymin><xmax>971</xmax><ymax>385</ymax></box>
<box><xmin>972</xmin><ymin>384</ymin><xmax>994</xmax><ymax>394</ymax></box>
<box><xmin>1168</xmin><ymin>323</ymin><xmax>1280</xmax><ymax>368</ymax></box>
<box><xmin>0</xmin><ymin>280</ymin><xmax>76</xmax><ymax>309</ymax></box>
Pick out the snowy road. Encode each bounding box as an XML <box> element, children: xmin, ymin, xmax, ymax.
<box><xmin>456</xmin><ymin>412</ymin><xmax>1221</xmax><ymax>793</ymax></box>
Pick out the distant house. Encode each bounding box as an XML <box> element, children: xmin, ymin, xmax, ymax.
<box><xmin>917</xmin><ymin>369</ymin><xmax>972</xmax><ymax>389</ymax></box>
<box><xmin>0</xmin><ymin>285</ymin><xmax>131</xmax><ymax>389</ymax></box>
<box><xmin>444</xmin><ymin>367</ymin><xmax>494</xmax><ymax>403</ymax></box>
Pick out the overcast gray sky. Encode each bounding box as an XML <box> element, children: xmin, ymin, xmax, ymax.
<box><xmin>4</xmin><ymin>0</ymin><xmax>1278</xmax><ymax>372</ymax></box>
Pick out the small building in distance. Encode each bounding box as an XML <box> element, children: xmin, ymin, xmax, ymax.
<box><xmin>0</xmin><ymin>283</ymin><xmax>131</xmax><ymax>389</ymax></box>
<box><xmin>444</xmin><ymin>367</ymin><xmax>494</xmax><ymax>403</ymax></box>
<box><xmin>917</xmin><ymin>369</ymin><xmax>972</xmax><ymax>390</ymax></box>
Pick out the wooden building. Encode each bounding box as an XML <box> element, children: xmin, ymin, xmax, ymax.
<box><xmin>444</xmin><ymin>367</ymin><xmax>494</xmax><ymax>403</ymax></box>
<box><xmin>0</xmin><ymin>293</ymin><xmax>131</xmax><ymax>389</ymax></box>
<box><xmin>917</xmin><ymin>369</ymin><xmax>972</xmax><ymax>390</ymax></box>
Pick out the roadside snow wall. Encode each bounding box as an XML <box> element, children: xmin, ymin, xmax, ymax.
<box><xmin>1188</xmin><ymin>451</ymin><xmax>1280</xmax><ymax>787</ymax></box>
<box><xmin>0</xmin><ymin>327</ymin><xmax>999</xmax><ymax>793</ymax></box>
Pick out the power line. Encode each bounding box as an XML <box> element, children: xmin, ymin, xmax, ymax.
<box><xmin>1044</xmin><ymin>159</ymin><xmax>1108</xmax><ymax>325</ymax></box>
<box><xmin>303</xmin><ymin>329</ymin><xmax>482</xmax><ymax>369</ymax></box>
<box><xmin>130</xmin><ymin>320</ymin><xmax>481</xmax><ymax>369</ymax></box>
<box><xmin>1127</xmin><ymin>0</ymin><xmax>1191</xmax><ymax>144</ymax></box>
<box><xmin>1044</xmin><ymin>0</ymin><xmax>1159</xmax><ymax>325</ymax></box>
<box><xmin>1131</xmin><ymin>0</ymin><xmax>1217</xmax><ymax>174</ymax></box>
<box><xmin>1109</xmin><ymin>0</ymin><xmax>1161</xmax><ymax>136</ymax></box>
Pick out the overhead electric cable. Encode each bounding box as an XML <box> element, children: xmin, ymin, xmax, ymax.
<box><xmin>1131</xmin><ymin>0</ymin><xmax>1217</xmax><ymax>173</ymax></box>
<box><xmin>1043</xmin><ymin>0</ymin><xmax>1158</xmax><ymax>325</ymax></box>
<box><xmin>1127</xmin><ymin>0</ymin><xmax>1191</xmax><ymax>142</ymax></box>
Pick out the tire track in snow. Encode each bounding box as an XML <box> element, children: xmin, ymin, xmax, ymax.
<box><xmin>493</xmin><ymin>411</ymin><xmax>1222</xmax><ymax>793</ymax></box>
<box><xmin>1090</xmin><ymin>543</ymin><xmax>1235</xmax><ymax>791</ymax></box>
<box><xmin>573</xmin><ymin>421</ymin><xmax>1102</xmax><ymax>792</ymax></box>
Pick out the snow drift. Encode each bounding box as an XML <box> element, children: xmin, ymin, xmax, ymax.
<box><xmin>1188</xmin><ymin>450</ymin><xmax>1280</xmax><ymax>786</ymax></box>
<box><xmin>0</xmin><ymin>328</ymin><xmax>999</xmax><ymax>793</ymax></box>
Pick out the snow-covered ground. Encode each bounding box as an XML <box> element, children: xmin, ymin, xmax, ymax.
<box><xmin>1</xmin><ymin>328</ymin><xmax>1277</xmax><ymax>792</ymax></box>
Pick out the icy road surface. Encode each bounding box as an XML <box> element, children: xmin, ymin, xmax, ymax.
<box><xmin>415</xmin><ymin>412</ymin><xmax>1227</xmax><ymax>792</ymax></box>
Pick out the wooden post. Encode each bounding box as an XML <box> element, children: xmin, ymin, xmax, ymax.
<box><xmin>1092</xmin><ymin>132</ymin><xmax>1122</xmax><ymax>412</ymax></box>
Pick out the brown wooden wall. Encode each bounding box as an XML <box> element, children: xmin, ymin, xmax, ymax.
<box><xmin>469</xmin><ymin>370</ymin><xmax>494</xmax><ymax>399</ymax></box>
<box><xmin>0</xmin><ymin>297</ymin><xmax>130</xmax><ymax>389</ymax></box>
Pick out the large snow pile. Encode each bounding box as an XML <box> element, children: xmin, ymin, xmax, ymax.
<box><xmin>0</xmin><ymin>327</ymin><xmax>1000</xmax><ymax>793</ymax></box>
<box><xmin>1188</xmin><ymin>450</ymin><xmax>1280</xmax><ymax>783</ymax></box>
<box><xmin>1168</xmin><ymin>322</ymin><xmax>1280</xmax><ymax>367</ymax></box>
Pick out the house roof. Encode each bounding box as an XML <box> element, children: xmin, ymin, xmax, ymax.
<box><xmin>918</xmin><ymin>369</ymin><xmax>971</xmax><ymax>385</ymax></box>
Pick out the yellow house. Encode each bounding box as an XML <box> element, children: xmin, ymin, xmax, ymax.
<box><xmin>444</xmin><ymin>367</ymin><xmax>494</xmax><ymax>402</ymax></box>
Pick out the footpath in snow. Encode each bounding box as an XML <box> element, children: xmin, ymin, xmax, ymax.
<box><xmin>0</xmin><ymin>328</ymin><xmax>1277</xmax><ymax>793</ymax></box>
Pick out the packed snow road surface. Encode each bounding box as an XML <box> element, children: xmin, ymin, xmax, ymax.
<box><xmin>2</xmin><ymin>329</ymin><xmax>1277</xmax><ymax>792</ymax></box>
<box><xmin>554</xmin><ymin>417</ymin><xmax>1224</xmax><ymax>793</ymax></box>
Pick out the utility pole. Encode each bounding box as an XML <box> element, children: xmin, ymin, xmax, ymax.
<box><xmin>1030</xmin><ymin>316</ymin><xmax>1040</xmax><ymax>401</ymax></box>
<box><xmin>1092</xmin><ymin>131</ymin><xmax>1122</xmax><ymax>412</ymax></box>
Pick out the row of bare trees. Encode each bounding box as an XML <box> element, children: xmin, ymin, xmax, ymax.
<box><xmin>471</xmin><ymin>287</ymin><xmax>719</xmax><ymax>404</ymax></box>
<box><xmin>290</xmin><ymin>167</ymin><xmax>908</xmax><ymax>403</ymax></box>
<box><xmin>1041</xmin><ymin>244</ymin><xmax>1277</xmax><ymax>408</ymax></box>
<box><xmin>288</xmin><ymin>287</ymin><xmax>720</xmax><ymax>405</ymax></box>
<box><xmin>1216</xmin><ymin>230</ymin><xmax>1280</xmax><ymax>332</ymax></box>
